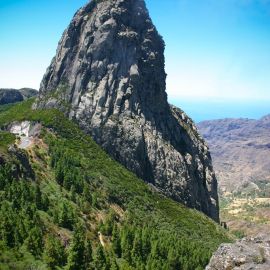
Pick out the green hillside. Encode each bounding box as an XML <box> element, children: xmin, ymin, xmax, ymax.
<box><xmin>0</xmin><ymin>100</ymin><xmax>230</xmax><ymax>270</ymax></box>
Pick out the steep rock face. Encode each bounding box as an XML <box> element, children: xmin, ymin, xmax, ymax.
<box><xmin>35</xmin><ymin>0</ymin><xmax>219</xmax><ymax>221</ymax></box>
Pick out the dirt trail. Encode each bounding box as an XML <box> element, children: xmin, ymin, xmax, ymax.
<box><xmin>98</xmin><ymin>232</ymin><xmax>105</xmax><ymax>247</ymax></box>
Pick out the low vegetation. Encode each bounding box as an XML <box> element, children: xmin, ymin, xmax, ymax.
<box><xmin>220</xmin><ymin>180</ymin><xmax>270</xmax><ymax>237</ymax></box>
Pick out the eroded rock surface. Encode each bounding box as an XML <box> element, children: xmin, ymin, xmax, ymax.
<box><xmin>206</xmin><ymin>235</ymin><xmax>270</xmax><ymax>270</ymax></box>
<box><xmin>35</xmin><ymin>0</ymin><xmax>219</xmax><ymax>221</ymax></box>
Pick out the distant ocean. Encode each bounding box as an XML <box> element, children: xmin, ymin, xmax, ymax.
<box><xmin>170</xmin><ymin>98</ymin><xmax>270</xmax><ymax>123</ymax></box>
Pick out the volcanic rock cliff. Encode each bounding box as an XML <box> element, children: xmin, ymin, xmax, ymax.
<box><xmin>35</xmin><ymin>0</ymin><xmax>219</xmax><ymax>221</ymax></box>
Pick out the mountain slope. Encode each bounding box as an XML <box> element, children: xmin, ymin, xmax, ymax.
<box><xmin>0</xmin><ymin>100</ymin><xmax>229</xmax><ymax>270</ymax></box>
<box><xmin>35</xmin><ymin>0</ymin><xmax>219</xmax><ymax>221</ymax></box>
<box><xmin>198</xmin><ymin>116</ymin><xmax>270</xmax><ymax>237</ymax></box>
<box><xmin>0</xmin><ymin>88</ymin><xmax>38</xmax><ymax>105</ymax></box>
<box><xmin>198</xmin><ymin>116</ymin><xmax>270</xmax><ymax>193</ymax></box>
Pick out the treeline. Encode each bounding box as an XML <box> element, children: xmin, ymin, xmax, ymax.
<box><xmin>106</xmin><ymin>221</ymin><xmax>208</xmax><ymax>270</ymax></box>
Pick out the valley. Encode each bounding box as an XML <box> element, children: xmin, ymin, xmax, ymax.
<box><xmin>220</xmin><ymin>190</ymin><xmax>270</xmax><ymax>237</ymax></box>
<box><xmin>198</xmin><ymin>116</ymin><xmax>270</xmax><ymax>237</ymax></box>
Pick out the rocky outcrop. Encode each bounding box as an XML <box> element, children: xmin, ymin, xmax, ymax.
<box><xmin>35</xmin><ymin>0</ymin><xmax>219</xmax><ymax>221</ymax></box>
<box><xmin>9</xmin><ymin>121</ymin><xmax>42</xmax><ymax>149</ymax></box>
<box><xmin>0</xmin><ymin>88</ymin><xmax>38</xmax><ymax>105</ymax></box>
<box><xmin>206</xmin><ymin>235</ymin><xmax>270</xmax><ymax>270</ymax></box>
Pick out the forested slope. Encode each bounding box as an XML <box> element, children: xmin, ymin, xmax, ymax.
<box><xmin>0</xmin><ymin>100</ymin><xmax>230</xmax><ymax>270</ymax></box>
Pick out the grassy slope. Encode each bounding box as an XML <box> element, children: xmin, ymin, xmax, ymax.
<box><xmin>0</xmin><ymin>99</ymin><xmax>230</xmax><ymax>269</ymax></box>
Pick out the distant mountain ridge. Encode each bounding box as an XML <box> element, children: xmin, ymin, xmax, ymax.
<box><xmin>0</xmin><ymin>88</ymin><xmax>38</xmax><ymax>105</ymax></box>
<box><xmin>198</xmin><ymin>115</ymin><xmax>270</xmax><ymax>192</ymax></box>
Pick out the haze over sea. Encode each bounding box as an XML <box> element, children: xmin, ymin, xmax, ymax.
<box><xmin>172</xmin><ymin>98</ymin><xmax>270</xmax><ymax>123</ymax></box>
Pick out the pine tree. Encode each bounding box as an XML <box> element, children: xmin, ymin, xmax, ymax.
<box><xmin>25</xmin><ymin>226</ymin><xmax>43</xmax><ymax>257</ymax></box>
<box><xmin>70</xmin><ymin>185</ymin><xmax>76</xmax><ymax>202</ymax></box>
<box><xmin>121</xmin><ymin>227</ymin><xmax>134</xmax><ymax>263</ymax></box>
<box><xmin>94</xmin><ymin>244</ymin><xmax>107</xmax><ymax>270</ymax></box>
<box><xmin>103</xmin><ymin>210</ymin><xmax>115</xmax><ymax>236</ymax></box>
<box><xmin>35</xmin><ymin>184</ymin><xmax>42</xmax><ymax>210</ymax></box>
<box><xmin>55</xmin><ymin>163</ymin><xmax>64</xmax><ymax>185</ymax></box>
<box><xmin>66</xmin><ymin>224</ymin><xmax>86</xmax><ymax>270</ymax></box>
<box><xmin>0</xmin><ymin>202</ymin><xmax>15</xmax><ymax>247</ymax></box>
<box><xmin>58</xmin><ymin>200</ymin><xmax>74</xmax><ymax>230</ymax></box>
<box><xmin>141</xmin><ymin>228</ymin><xmax>151</xmax><ymax>262</ymax></box>
<box><xmin>83</xmin><ymin>184</ymin><xmax>92</xmax><ymax>204</ymax></box>
<box><xmin>41</xmin><ymin>193</ymin><xmax>49</xmax><ymax>211</ymax></box>
<box><xmin>131</xmin><ymin>230</ymin><xmax>142</xmax><ymax>262</ymax></box>
<box><xmin>43</xmin><ymin>236</ymin><xmax>66</xmax><ymax>269</ymax></box>
<box><xmin>84</xmin><ymin>240</ymin><xmax>93</xmax><ymax>269</ymax></box>
<box><xmin>168</xmin><ymin>248</ymin><xmax>181</xmax><ymax>269</ymax></box>
<box><xmin>92</xmin><ymin>192</ymin><xmax>98</xmax><ymax>208</ymax></box>
<box><xmin>63</xmin><ymin>170</ymin><xmax>73</xmax><ymax>191</ymax></box>
<box><xmin>112</xmin><ymin>224</ymin><xmax>121</xmax><ymax>257</ymax></box>
<box><xmin>110</xmin><ymin>259</ymin><xmax>119</xmax><ymax>270</ymax></box>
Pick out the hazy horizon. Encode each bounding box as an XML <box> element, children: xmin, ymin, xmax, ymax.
<box><xmin>172</xmin><ymin>98</ymin><xmax>270</xmax><ymax>122</ymax></box>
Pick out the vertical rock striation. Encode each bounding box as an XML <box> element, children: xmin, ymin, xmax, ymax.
<box><xmin>35</xmin><ymin>0</ymin><xmax>219</xmax><ymax>221</ymax></box>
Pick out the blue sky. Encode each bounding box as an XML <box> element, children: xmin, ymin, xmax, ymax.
<box><xmin>0</xmin><ymin>0</ymin><xmax>270</xmax><ymax>121</ymax></box>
